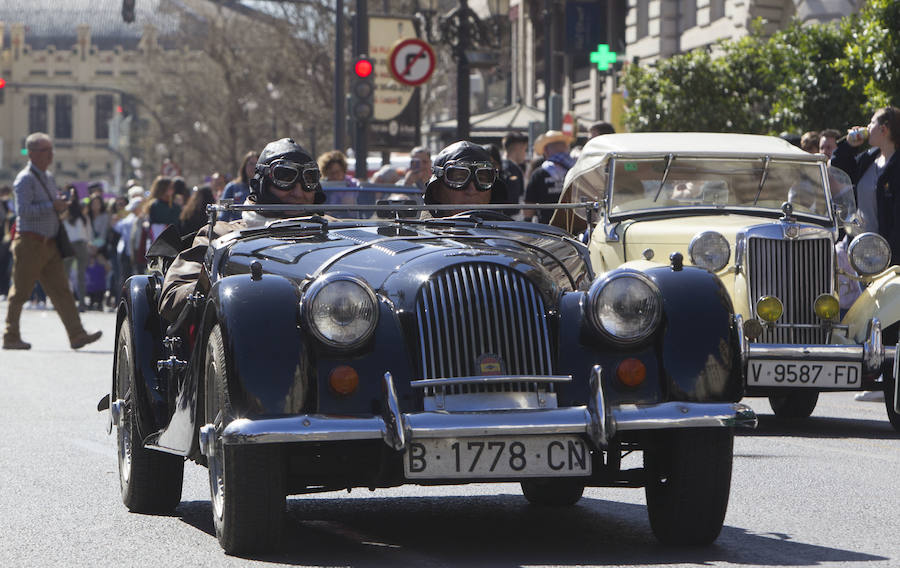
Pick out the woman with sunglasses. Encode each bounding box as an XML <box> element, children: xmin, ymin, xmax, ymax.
<box><xmin>424</xmin><ymin>141</ymin><xmax>507</xmax><ymax>217</ymax></box>
<box><xmin>158</xmin><ymin>138</ymin><xmax>324</xmax><ymax>322</ymax></box>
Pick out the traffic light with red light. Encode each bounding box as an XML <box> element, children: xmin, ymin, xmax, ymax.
<box><xmin>0</xmin><ymin>77</ymin><xmax>6</xmax><ymax>89</ymax></box>
<box><xmin>350</xmin><ymin>56</ymin><xmax>375</xmax><ymax>122</ymax></box>
<box><xmin>0</xmin><ymin>77</ymin><xmax>5</xmax><ymax>104</ymax></box>
<box><xmin>354</xmin><ymin>59</ymin><xmax>373</xmax><ymax>79</ymax></box>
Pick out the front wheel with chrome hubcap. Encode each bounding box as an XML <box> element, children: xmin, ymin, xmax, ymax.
<box><xmin>205</xmin><ymin>324</ymin><xmax>285</xmax><ymax>554</ymax></box>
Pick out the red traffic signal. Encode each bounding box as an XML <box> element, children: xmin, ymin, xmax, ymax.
<box><xmin>0</xmin><ymin>78</ymin><xmax>6</xmax><ymax>89</ymax></box>
<box><xmin>354</xmin><ymin>58</ymin><xmax>374</xmax><ymax>78</ymax></box>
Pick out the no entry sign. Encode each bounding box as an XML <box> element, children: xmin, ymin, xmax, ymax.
<box><xmin>388</xmin><ymin>38</ymin><xmax>436</xmax><ymax>87</ymax></box>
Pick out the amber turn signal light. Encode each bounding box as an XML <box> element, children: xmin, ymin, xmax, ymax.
<box><xmin>616</xmin><ymin>358</ymin><xmax>647</xmax><ymax>387</ymax></box>
<box><xmin>329</xmin><ymin>365</ymin><xmax>359</xmax><ymax>395</ymax></box>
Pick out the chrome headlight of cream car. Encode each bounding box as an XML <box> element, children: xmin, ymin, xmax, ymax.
<box><xmin>689</xmin><ymin>231</ymin><xmax>731</xmax><ymax>272</ymax></box>
<box><xmin>848</xmin><ymin>232</ymin><xmax>891</xmax><ymax>275</ymax></box>
<box><xmin>588</xmin><ymin>271</ymin><xmax>662</xmax><ymax>344</ymax></box>
<box><xmin>303</xmin><ymin>273</ymin><xmax>379</xmax><ymax>348</ymax></box>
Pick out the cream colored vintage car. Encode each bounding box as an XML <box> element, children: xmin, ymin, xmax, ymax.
<box><xmin>555</xmin><ymin>132</ymin><xmax>900</xmax><ymax>429</ymax></box>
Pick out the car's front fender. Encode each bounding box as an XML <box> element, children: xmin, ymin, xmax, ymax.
<box><xmin>843</xmin><ymin>268</ymin><xmax>900</xmax><ymax>342</ymax></box>
<box><xmin>559</xmin><ymin>264</ymin><xmax>742</xmax><ymax>406</ymax></box>
<box><xmin>114</xmin><ymin>274</ymin><xmax>167</xmax><ymax>440</ymax></box>
<box><xmin>208</xmin><ymin>273</ymin><xmax>307</xmax><ymax>417</ymax></box>
<box><xmin>647</xmin><ymin>264</ymin><xmax>743</xmax><ymax>402</ymax></box>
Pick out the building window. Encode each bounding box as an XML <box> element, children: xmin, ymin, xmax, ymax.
<box><xmin>95</xmin><ymin>93</ymin><xmax>114</xmax><ymax>139</ymax></box>
<box><xmin>55</xmin><ymin>94</ymin><xmax>73</xmax><ymax>140</ymax></box>
<box><xmin>679</xmin><ymin>0</ymin><xmax>697</xmax><ymax>32</ymax></box>
<box><xmin>28</xmin><ymin>94</ymin><xmax>48</xmax><ymax>133</ymax></box>
<box><xmin>637</xmin><ymin>0</ymin><xmax>649</xmax><ymax>39</ymax></box>
<box><xmin>710</xmin><ymin>0</ymin><xmax>725</xmax><ymax>21</ymax></box>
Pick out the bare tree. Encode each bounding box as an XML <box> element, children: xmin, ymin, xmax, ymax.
<box><xmin>135</xmin><ymin>0</ymin><xmax>338</xmax><ymax>181</ymax></box>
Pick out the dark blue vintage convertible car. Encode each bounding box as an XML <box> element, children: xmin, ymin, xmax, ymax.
<box><xmin>100</xmin><ymin>188</ymin><xmax>756</xmax><ymax>554</ymax></box>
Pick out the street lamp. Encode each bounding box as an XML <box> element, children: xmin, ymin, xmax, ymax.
<box><xmin>416</xmin><ymin>0</ymin><xmax>505</xmax><ymax>140</ymax></box>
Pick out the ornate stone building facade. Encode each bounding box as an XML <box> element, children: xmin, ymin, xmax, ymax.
<box><xmin>0</xmin><ymin>0</ymin><xmax>185</xmax><ymax>189</ymax></box>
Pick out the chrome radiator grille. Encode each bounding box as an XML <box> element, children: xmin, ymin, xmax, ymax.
<box><xmin>416</xmin><ymin>263</ymin><xmax>554</xmax><ymax>380</ymax></box>
<box><xmin>747</xmin><ymin>237</ymin><xmax>833</xmax><ymax>344</ymax></box>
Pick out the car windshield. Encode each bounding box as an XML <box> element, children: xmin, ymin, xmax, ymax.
<box><xmin>608</xmin><ymin>156</ymin><xmax>830</xmax><ymax>219</ymax></box>
<box><xmin>320</xmin><ymin>184</ymin><xmax>424</xmax><ymax>220</ymax></box>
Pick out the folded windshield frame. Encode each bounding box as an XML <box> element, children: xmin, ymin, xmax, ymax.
<box><xmin>605</xmin><ymin>153</ymin><xmax>832</xmax><ymax>223</ymax></box>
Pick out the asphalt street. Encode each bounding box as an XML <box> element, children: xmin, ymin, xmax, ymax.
<box><xmin>1</xmin><ymin>300</ymin><xmax>898</xmax><ymax>567</ymax></box>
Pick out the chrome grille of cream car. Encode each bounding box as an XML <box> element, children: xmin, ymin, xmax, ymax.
<box><xmin>415</xmin><ymin>263</ymin><xmax>554</xmax><ymax>381</ymax></box>
<box><xmin>748</xmin><ymin>237</ymin><xmax>832</xmax><ymax>344</ymax></box>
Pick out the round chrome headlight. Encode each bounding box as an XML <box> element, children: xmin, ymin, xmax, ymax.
<box><xmin>848</xmin><ymin>232</ymin><xmax>891</xmax><ymax>275</ymax></box>
<box><xmin>588</xmin><ymin>271</ymin><xmax>662</xmax><ymax>343</ymax></box>
<box><xmin>304</xmin><ymin>274</ymin><xmax>378</xmax><ymax>348</ymax></box>
<box><xmin>688</xmin><ymin>231</ymin><xmax>731</xmax><ymax>272</ymax></box>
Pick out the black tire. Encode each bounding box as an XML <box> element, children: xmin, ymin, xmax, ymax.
<box><xmin>205</xmin><ymin>325</ymin><xmax>285</xmax><ymax>554</ymax></box>
<box><xmin>521</xmin><ymin>478</ymin><xmax>585</xmax><ymax>506</ymax></box>
<box><xmin>115</xmin><ymin>322</ymin><xmax>184</xmax><ymax>513</ymax></box>
<box><xmin>768</xmin><ymin>391</ymin><xmax>819</xmax><ymax>418</ymax></box>
<box><xmin>644</xmin><ymin>428</ymin><xmax>734</xmax><ymax>546</ymax></box>
<box><xmin>883</xmin><ymin>377</ymin><xmax>900</xmax><ymax>431</ymax></box>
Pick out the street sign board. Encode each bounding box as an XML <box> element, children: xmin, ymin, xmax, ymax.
<box><xmin>388</xmin><ymin>38</ymin><xmax>436</xmax><ymax>87</ymax></box>
<box><xmin>369</xmin><ymin>17</ymin><xmax>417</xmax><ymax>122</ymax></box>
<box><xmin>368</xmin><ymin>17</ymin><xmax>420</xmax><ymax>150</ymax></box>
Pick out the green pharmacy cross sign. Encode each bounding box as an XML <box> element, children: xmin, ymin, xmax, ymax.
<box><xmin>590</xmin><ymin>44</ymin><xmax>617</xmax><ymax>71</ymax></box>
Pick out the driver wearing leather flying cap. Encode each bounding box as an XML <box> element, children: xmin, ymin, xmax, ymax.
<box><xmin>158</xmin><ymin>138</ymin><xmax>323</xmax><ymax>321</ymax></box>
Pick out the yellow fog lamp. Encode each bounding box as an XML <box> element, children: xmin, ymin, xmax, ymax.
<box><xmin>814</xmin><ymin>294</ymin><xmax>840</xmax><ymax>321</ymax></box>
<box><xmin>756</xmin><ymin>296</ymin><xmax>783</xmax><ymax>322</ymax></box>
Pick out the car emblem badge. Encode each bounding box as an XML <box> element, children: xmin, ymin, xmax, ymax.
<box><xmin>476</xmin><ymin>353</ymin><xmax>504</xmax><ymax>376</ymax></box>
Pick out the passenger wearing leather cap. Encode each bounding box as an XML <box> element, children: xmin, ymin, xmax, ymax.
<box><xmin>159</xmin><ymin>138</ymin><xmax>323</xmax><ymax>321</ymax></box>
<box><xmin>425</xmin><ymin>141</ymin><xmax>507</xmax><ymax>217</ymax></box>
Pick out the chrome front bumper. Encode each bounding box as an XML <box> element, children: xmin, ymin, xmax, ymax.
<box><xmin>204</xmin><ymin>366</ymin><xmax>757</xmax><ymax>457</ymax></box>
<box><xmin>738</xmin><ymin>315</ymin><xmax>897</xmax><ymax>376</ymax></box>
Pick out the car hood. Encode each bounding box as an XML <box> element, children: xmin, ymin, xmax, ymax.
<box><xmin>218</xmin><ymin>222</ymin><xmax>590</xmax><ymax>296</ymax></box>
<box><xmin>622</xmin><ymin>213</ymin><xmax>779</xmax><ymax>248</ymax></box>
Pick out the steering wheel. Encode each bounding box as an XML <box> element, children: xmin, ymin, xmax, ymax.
<box><xmin>448</xmin><ymin>210</ymin><xmax>514</xmax><ymax>222</ymax></box>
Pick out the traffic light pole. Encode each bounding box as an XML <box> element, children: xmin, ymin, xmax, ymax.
<box><xmin>353</xmin><ymin>0</ymin><xmax>369</xmax><ymax>181</ymax></box>
<box><xmin>333</xmin><ymin>0</ymin><xmax>345</xmax><ymax>151</ymax></box>
<box><xmin>455</xmin><ymin>0</ymin><xmax>470</xmax><ymax>140</ymax></box>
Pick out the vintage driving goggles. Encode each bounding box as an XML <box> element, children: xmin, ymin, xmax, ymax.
<box><xmin>259</xmin><ymin>159</ymin><xmax>320</xmax><ymax>192</ymax></box>
<box><xmin>433</xmin><ymin>161</ymin><xmax>497</xmax><ymax>191</ymax></box>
